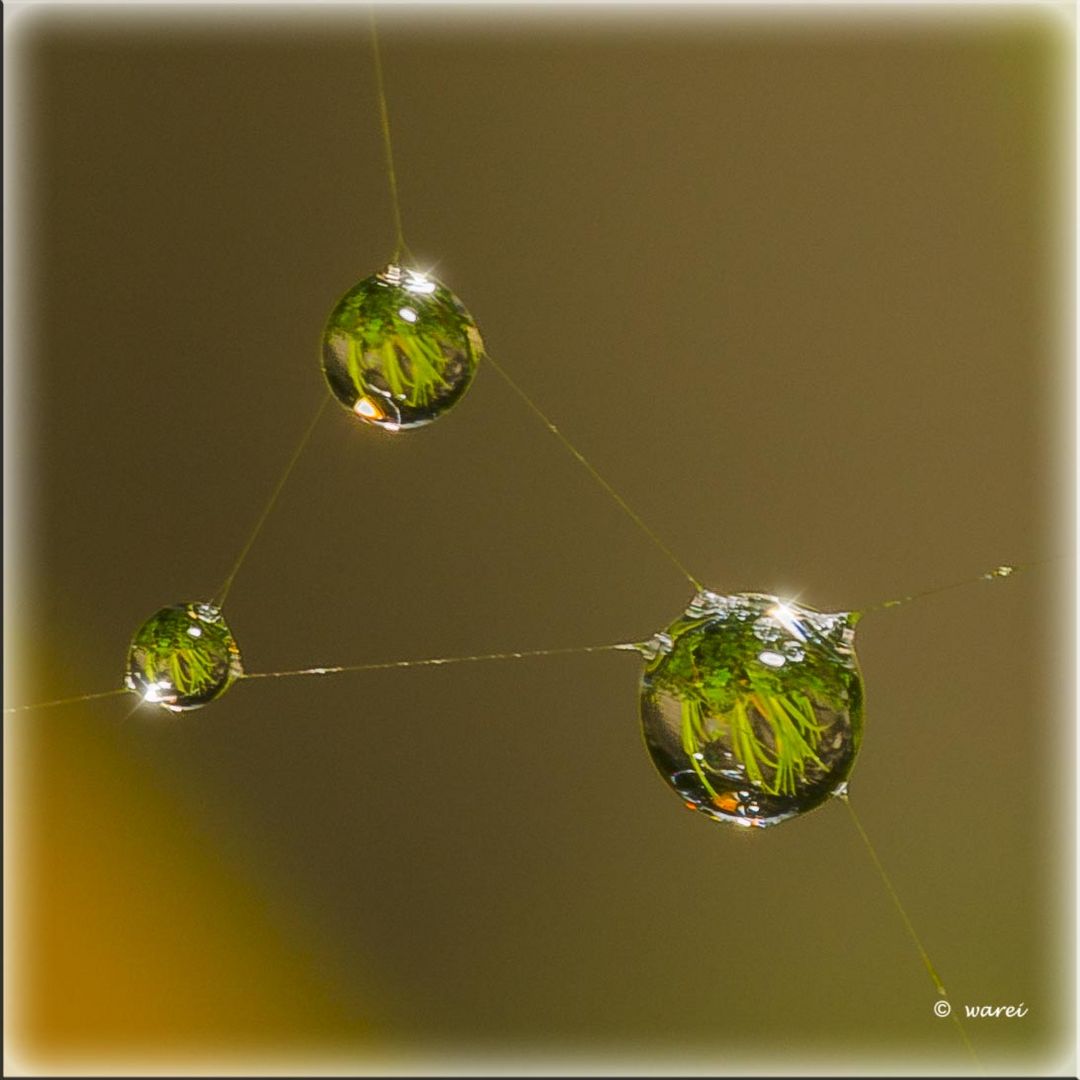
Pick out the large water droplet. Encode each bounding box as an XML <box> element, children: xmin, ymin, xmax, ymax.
<box><xmin>125</xmin><ymin>602</ymin><xmax>242</xmax><ymax>712</ymax></box>
<box><xmin>321</xmin><ymin>264</ymin><xmax>484</xmax><ymax>430</ymax></box>
<box><xmin>639</xmin><ymin>591</ymin><xmax>864</xmax><ymax>829</ymax></box>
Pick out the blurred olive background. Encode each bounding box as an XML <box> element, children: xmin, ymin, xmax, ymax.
<box><xmin>5</xmin><ymin>3</ymin><xmax>1072</xmax><ymax>1075</ymax></box>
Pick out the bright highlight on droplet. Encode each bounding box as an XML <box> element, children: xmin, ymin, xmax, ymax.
<box><xmin>769</xmin><ymin>602</ymin><xmax>808</xmax><ymax>642</ymax></box>
<box><xmin>403</xmin><ymin>272</ymin><xmax>436</xmax><ymax>295</ymax></box>
<box><xmin>638</xmin><ymin>590</ymin><xmax>864</xmax><ymax>829</ymax></box>
<box><xmin>354</xmin><ymin>396</ymin><xmax>384</xmax><ymax>420</ymax></box>
<box><xmin>142</xmin><ymin>679</ymin><xmax>172</xmax><ymax>704</ymax></box>
<box><xmin>125</xmin><ymin>601</ymin><xmax>243</xmax><ymax>712</ymax></box>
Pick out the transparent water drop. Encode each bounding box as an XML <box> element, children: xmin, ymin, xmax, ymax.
<box><xmin>782</xmin><ymin>640</ymin><xmax>806</xmax><ymax>662</ymax></box>
<box><xmin>685</xmin><ymin>589</ymin><xmax>727</xmax><ymax>618</ymax></box>
<box><xmin>729</xmin><ymin>596</ymin><xmax>754</xmax><ymax>622</ymax></box>
<box><xmin>636</xmin><ymin>631</ymin><xmax>674</xmax><ymax>662</ymax></box>
<box><xmin>639</xmin><ymin>591</ymin><xmax>864</xmax><ymax>829</ymax></box>
<box><xmin>321</xmin><ymin>264</ymin><xmax>484</xmax><ymax>430</ymax></box>
<box><xmin>125</xmin><ymin>602</ymin><xmax>242</xmax><ymax>712</ymax></box>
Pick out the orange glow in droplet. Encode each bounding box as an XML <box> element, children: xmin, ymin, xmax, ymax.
<box><xmin>353</xmin><ymin>397</ymin><xmax>384</xmax><ymax>421</ymax></box>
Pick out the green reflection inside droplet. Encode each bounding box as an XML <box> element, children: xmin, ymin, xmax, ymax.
<box><xmin>639</xmin><ymin>591</ymin><xmax>864</xmax><ymax>829</ymax></box>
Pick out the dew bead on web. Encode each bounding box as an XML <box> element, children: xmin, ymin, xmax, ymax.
<box><xmin>320</xmin><ymin>264</ymin><xmax>484</xmax><ymax>432</ymax></box>
<box><xmin>638</xmin><ymin>590</ymin><xmax>864</xmax><ymax>829</ymax></box>
<box><xmin>124</xmin><ymin>602</ymin><xmax>243</xmax><ymax>713</ymax></box>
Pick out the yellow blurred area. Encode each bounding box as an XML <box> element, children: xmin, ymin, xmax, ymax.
<box><xmin>7</xmin><ymin>695</ymin><xmax>377</xmax><ymax>1070</ymax></box>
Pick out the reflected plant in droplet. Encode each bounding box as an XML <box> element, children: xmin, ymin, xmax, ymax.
<box><xmin>125</xmin><ymin>602</ymin><xmax>243</xmax><ymax>712</ymax></box>
<box><xmin>321</xmin><ymin>264</ymin><xmax>484</xmax><ymax>430</ymax></box>
<box><xmin>639</xmin><ymin>591</ymin><xmax>864</xmax><ymax>828</ymax></box>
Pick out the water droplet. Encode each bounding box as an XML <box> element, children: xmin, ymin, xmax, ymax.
<box><xmin>686</xmin><ymin>589</ymin><xmax>728</xmax><ymax>618</ymax></box>
<box><xmin>637</xmin><ymin>631</ymin><xmax>674</xmax><ymax>661</ymax></box>
<box><xmin>752</xmin><ymin>616</ymin><xmax>782</xmax><ymax>643</ymax></box>
<box><xmin>639</xmin><ymin>591</ymin><xmax>864</xmax><ymax>829</ymax></box>
<box><xmin>984</xmin><ymin>564</ymin><xmax>1016</xmax><ymax>580</ymax></box>
<box><xmin>125</xmin><ymin>602</ymin><xmax>242</xmax><ymax>712</ymax></box>
<box><xmin>729</xmin><ymin>597</ymin><xmax>754</xmax><ymax>622</ymax></box>
<box><xmin>321</xmin><ymin>264</ymin><xmax>484</xmax><ymax>430</ymax></box>
<box><xmin>782</xmin><ymin>640</ymin><xmax>806</xmax><ymax>662</ymax></box>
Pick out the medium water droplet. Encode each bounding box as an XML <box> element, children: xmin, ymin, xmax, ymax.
<box><xmin>639</xmin><ymin>591</ymin><xmax>864</xmax><ymax>829</ymax></box>
<box><xmin>125</xmin><ymin>602</ymin><xmax>242</xmax><ymax>712</ymax></box>
<box><xmin>321</xmin><ymin>264</ymin><xmax>483</xmax><ymax>430</ymax></box>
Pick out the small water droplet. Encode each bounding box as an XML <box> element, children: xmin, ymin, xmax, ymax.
<box><xmin>637</xmin><ymin>632</ymin><xmax>674</xmax><ymax>661</ymax></box>
<box><xmin>757</xmin><ymin>650</ymin><xmax>786</xmax><ymax>668</ymax></box>
<box><xmin>984</xmin><ymin>564</ymin><xmax>1016</xmax><ymax>580</ymax></box>
<box><xmin>686</xmin><ymin>589</ymin><xmax>728</xmax><ymax>618</ymax></box>
<box><xmin>126</xmin><ymin>601</ymin><xmax>242</xmax><ymax>713</ymax></box>
<box><xmin>732</xmin><ymin>603</ymin><xmax>753</xmax><ymax>622</ymax></box>
<box><xmin>782</xmin><ymin>640</ymin><xmax>806</xmax><ymax>661</ymax></box>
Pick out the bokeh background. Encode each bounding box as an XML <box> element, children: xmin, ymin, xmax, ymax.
<box><xmin>5</xmin><ymin>3</ymin><xmax>1073</xmax><ymax>1075</ymax></box>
